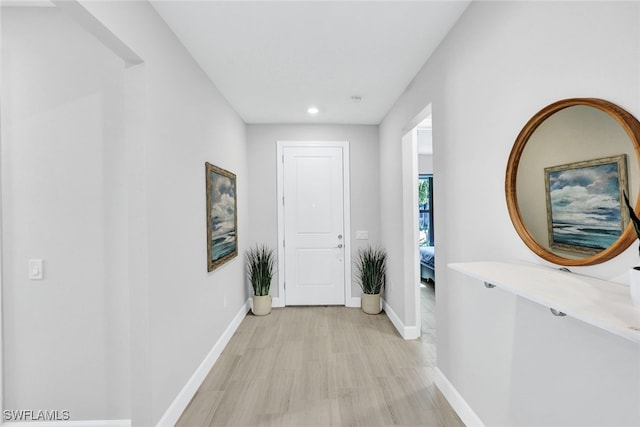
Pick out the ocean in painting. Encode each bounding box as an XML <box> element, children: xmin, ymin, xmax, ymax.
<box><xmin>551</xmin><ymin>221</ymin><xmax>620</xmax><ymax>250</ymax></box>
<box><xmin>211</xmin><ymin>230</ymin><xmax>236</xmax><ymax>261</ymax></box>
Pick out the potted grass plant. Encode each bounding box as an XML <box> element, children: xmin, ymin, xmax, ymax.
<box><xmin>246</xmin><ymin>245</ymin><xmax>276</xmax><ymax>315</ymax></box>
<box><xmin>622</xmin><ymin>193</ymin><xmax>640</xmax><ymax>308</ymax></box>
<box><xmin>355</xmin><ymin>246</ymin><xmax>387</xmax><ymax>314</ymax></box>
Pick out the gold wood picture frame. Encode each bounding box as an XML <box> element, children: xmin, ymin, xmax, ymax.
<box><xmin>206</xmin><ymin>162</ymin><xmax>238</xmax><ymax>272</ymax></box>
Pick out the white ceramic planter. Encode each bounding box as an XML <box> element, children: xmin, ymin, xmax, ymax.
<box><xmin>630</xmin><ymin>268</ymin><xmax>640</xmax><ymax>309</ymax></box>
<box><xmin>252</xmin><ymin>295</ymin><xmax>272</xmax><ymax>316</ymax></box>
<box><xmin>361</xmin><ymin>293</ymin><xmax>381</xmax><ymax>315</ymax></box>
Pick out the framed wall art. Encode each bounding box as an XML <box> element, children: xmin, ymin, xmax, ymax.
<box><xmin>206</xmin><ymin>162</ymin><xmax>238</xmax><ymax>272</ymax></box>
<box><xmin>545</xmin><ymin>154</ymin><xmax>629</xmax><ymax>255</ymax></box>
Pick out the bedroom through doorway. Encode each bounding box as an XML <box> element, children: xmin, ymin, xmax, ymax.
<box><xmin>416</xmin><ymin>115</ymin><xmax>435</xmax><ymax>336</ymax></box>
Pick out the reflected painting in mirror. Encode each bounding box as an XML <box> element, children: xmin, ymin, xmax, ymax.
<box><xmin>545</xmin><ymin>155</ymin><xmax>629</xmax><ymax>255</ymax></box>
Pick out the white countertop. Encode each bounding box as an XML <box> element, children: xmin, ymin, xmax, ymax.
<box><xmin>448</xmin><ymin>261</ymin><xmax>640</xmax><ymax>344</ymax></box>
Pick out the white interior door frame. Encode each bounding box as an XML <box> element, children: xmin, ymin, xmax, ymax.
<box><xmin>276</xmin><ymin>140</ymin><xmax>352</xmax><ymax>308</ymax></box>
<box><xmin>401</xmin><ymin>130</ymin><xmax>421</xmax><ymax>339</ymax></box>
<box><xmin>401</xmin><ymin>103</ymin><xmax>432</xmax><ymax>339</ymax></box>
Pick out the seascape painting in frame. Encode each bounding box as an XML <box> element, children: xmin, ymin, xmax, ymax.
<box><xmin>545</xmin><ymin>154</ymin><xmax>629</xmax><ymax>255</ymax></box>
<box><xmin>206</xmin><ymin>162</ymin><xmax>238</xmax><ymax>272</ymax></box>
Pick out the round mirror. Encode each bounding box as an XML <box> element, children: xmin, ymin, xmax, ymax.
<box><xmin>506</xmin><ymin>98</ymin><xmax>640</xmax><ymax>266</ymax></box>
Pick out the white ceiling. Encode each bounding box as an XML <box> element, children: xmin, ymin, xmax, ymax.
<box><xmin>150</xmin><ymin>1</ymin><xmax>470</xmax><ymax>125</ymax></box>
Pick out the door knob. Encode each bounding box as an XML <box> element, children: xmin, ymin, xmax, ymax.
<box><xmin>337</xmin><ymin>244</ymin><xmax>343</xmax><ymax>248</ymax></box>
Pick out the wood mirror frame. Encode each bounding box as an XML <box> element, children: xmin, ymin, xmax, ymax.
<box><xmin>505</xmin><ymin>98</ymin><xmax>640</xmax><ymax>266</ymax></box>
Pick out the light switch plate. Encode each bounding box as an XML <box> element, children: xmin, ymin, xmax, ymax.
<box><xmin>29</xmin><ymin>259</ymin><xmax>43</xmax><ymax>280</ymax></box>
<box><xmin>356</xmin><ymin>230</ymin><xmax>369</xmax><ymax>240</ymax></box>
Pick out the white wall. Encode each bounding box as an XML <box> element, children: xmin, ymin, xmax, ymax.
<box><xmin>2</xmin><ymin>2</ymin><xmax>249</xmax><ymax>425</ymax></box>
<box><xmin>418</xmin><ymin>127</ymin><xmax>433</xmax><ymax>174</ymax></box>
<box><xmin>1</xmin><ymin>7</ymin><xmax>129</xmax><ymax>420</ymax></box>
<box><xmin>380</xmin><ymin>1</ymin><xmax>640</xmax><ymax>426</ymax></box>
<box><xmin>419</xmin><ymin>154</ymin><xmax>433</xmax><ymax>175</ymax></box>
<box><xmin>81</xmin><ymin>2</ymin><xmax>249</xmax><ymax>425</ymax></box>
<box><xmin>246</xmin><ymin>124</ymin><xmax>380</xmax><ymax>300</ymax></box>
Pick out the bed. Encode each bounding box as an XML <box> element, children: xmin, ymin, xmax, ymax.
<box><xmin>420</xmin><ymin>246</ymin><xmax>435</xmax><ymax>283</ymax></box>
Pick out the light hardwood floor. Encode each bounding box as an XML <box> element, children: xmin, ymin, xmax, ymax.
<box><xmin>176</xmin><ymin>283</ymin><xmax>464</xmax><ymax>426</ymax></box>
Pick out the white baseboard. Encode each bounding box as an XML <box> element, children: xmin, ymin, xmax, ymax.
<box><xmin>271</xmin><ymin>296</ymin><xmax>284</xmax><ymax>308</ymax></box>
<box><xmin>2</xmin><ymin>420</ymin><xmax>130</xmax><ymax>427</ymax></box>
<box><xmin>156</xmin><ymin>299</ymin><xmax>251</xmax><ymax>427</ymax></box>
<box><xmin>381</xmin><ymin>298</ymin><xmax>419</xmax><ymax>340</ymax></box>
<box><xmin>434</xmin><ymin>367</ymin><xmax>485</xmax><ymax>427</ymax></box>
<box><xmin>346</xmin><ymin>297</ymin><xmax>360</xmax><ymax>308</ymax></box>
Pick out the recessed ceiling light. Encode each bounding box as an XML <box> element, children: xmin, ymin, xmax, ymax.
<box><xmin>307</xmin><ymin>106</ymin><xmax>319</xmax><ymax>115</ymax></box>
<box><xmin>351</xmin><ymin>96</ymin><xmax>362</xmax><ymax>103</ymax></box>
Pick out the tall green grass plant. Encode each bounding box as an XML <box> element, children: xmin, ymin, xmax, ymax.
<box><xmin>355</xmin><ymin>246</ymin><xmax>387</xmax><ymax>295</ymax></box>
<box><xmin>247</xmin><ymin>245</ymin><xmax>276</xmax><ymax>296</ymax></box>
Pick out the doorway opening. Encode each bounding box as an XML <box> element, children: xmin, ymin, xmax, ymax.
<box><xmin>416</xmin><ymin>116</ymin><xmax>435</xmax><ymax>338</ymax></box>
<box><xmin>401</xmin><ymin>106</ymin><xmax>434</xmax><ymax>339</ymax></box>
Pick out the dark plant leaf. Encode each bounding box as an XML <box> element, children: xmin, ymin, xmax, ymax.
<box><xmin>623</xmin><ymin>191</ymin><xmax>640</xmax><ymax>257</ymax></box>
<box><xmin>624</xmin><ymin>191</ymin><xmax>640</xmax><ymax>237</ymax></box>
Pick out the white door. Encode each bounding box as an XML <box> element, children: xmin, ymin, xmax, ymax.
<box><xmin>282</xmin><ymin>146</ymin><xmax>346</xmax><ymax>305</ymax></box>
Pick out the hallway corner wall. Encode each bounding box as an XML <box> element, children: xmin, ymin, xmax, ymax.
<box><xmin>379</xmin><ymin>1</ymin><xmax>640</xmax><ymax>425</ymax></box>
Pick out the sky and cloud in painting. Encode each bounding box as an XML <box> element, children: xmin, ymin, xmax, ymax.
<box><xmin>210</xmin><ymin>173</ymin><xmax>236</xmax><ymax>237</ymax></box>
<box><xmin>548</xmin><ymin>162</ymin><xmax>622</xmax><ymax>229</ymax></box>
